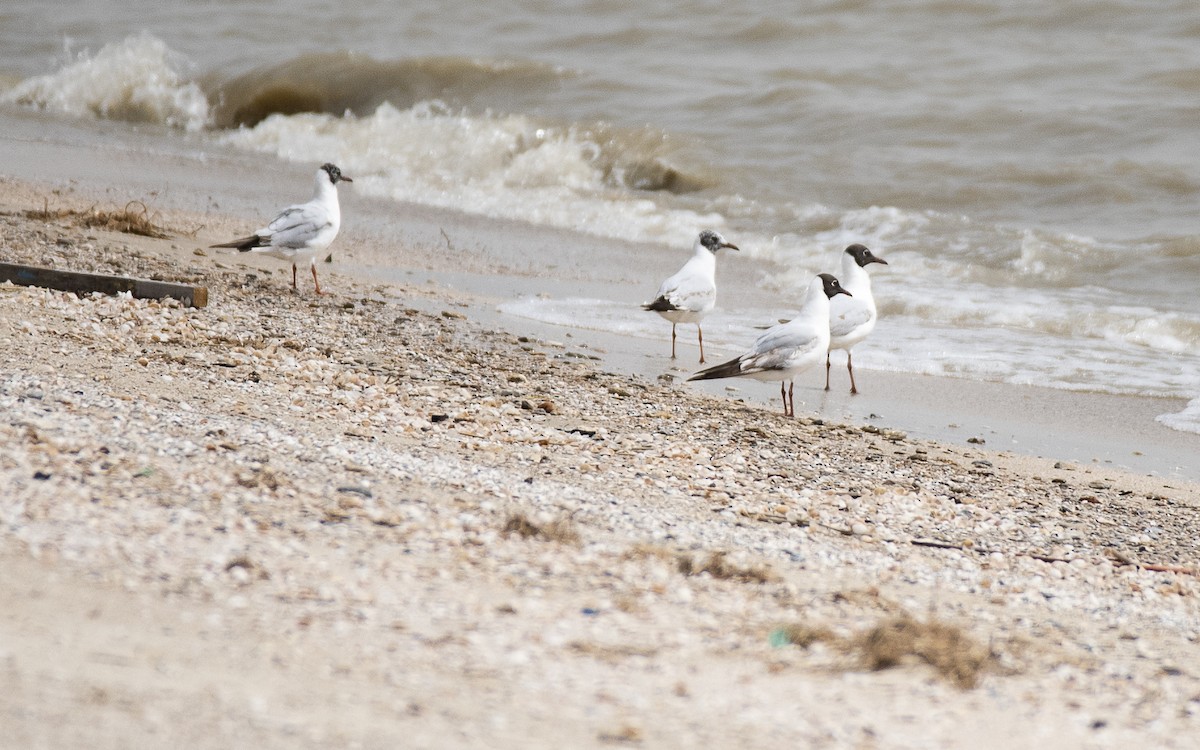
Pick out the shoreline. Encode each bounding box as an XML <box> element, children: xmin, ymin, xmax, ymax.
<box><xmin>1</xmin><ymin>104</ymin><xmax>1195</xmax><ymax>484</ymax></box>
<box><xmin>367</xmin><ymin>263</ymin><xmax>1200</xmax><ymax>484</ymax></box>
<box><xmin>3</xmin><ymin>129</ymin><xmax>1200</xmax><ymax>746</ymax></box>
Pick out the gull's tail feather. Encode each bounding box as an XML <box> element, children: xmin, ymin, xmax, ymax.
<box><xmin>688</xmin><ymin>356</ymin><xmax>743</xmax><ymax>382</ymax></box>
<box><xmin>211</xmin><ymin>235</ymin><xmax>266</xmax><ymax>252</ymax></box>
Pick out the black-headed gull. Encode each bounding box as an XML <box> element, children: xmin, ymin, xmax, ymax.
<box><xmin>212</xmin><ymin>162</ymin><xmax>352</xmax><ymax>295</ymax></box>
<box><xmin>643</xmin><ymin>230</ymin><xmax>739</xmax><ymax>363</ymax></box>
<box><xmin>689</xmin><ymin>273</ymin><xmax>851</xmax><ymax>417</ymax></box>
<box><xmin>826</xmin><ymin>243</ymin><xmax>887</xmax><ymax>393</ymax></box>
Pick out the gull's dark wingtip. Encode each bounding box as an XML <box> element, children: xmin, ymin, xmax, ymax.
<box><xmin>688</xmin><ymin>357</ymin><xmax>743</xmax><ymax>381</ymax></box>
<box><xmin>209</xmin><ymin>235</ymin><xmax>262</xmax><ymax>251</ymax></box>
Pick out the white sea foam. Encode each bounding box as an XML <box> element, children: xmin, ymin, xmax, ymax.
<box><xmin>220</xmin><ymin>101</ymin><xmax>725</xmax><ymax>245</ymax></box>
<box><xmin>502</xmin><ymin>285</ymin><xmax>1200</xmax><ymax>402</ymax></box>
<box><xmin>1157</xmin><ymin>398</ymin><xmax>1200</xmax><ymax>436</ymax></box>
<box><xmin>2</xmin><ymin>35</ymin><xmax>209</xmax><ymax>131</ymax></box>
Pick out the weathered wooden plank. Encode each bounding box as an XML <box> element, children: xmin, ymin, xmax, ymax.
<box><xmin>0</xmin><ymin>262</ymin><xmax>208</xmax><ymax>308</ymax></box>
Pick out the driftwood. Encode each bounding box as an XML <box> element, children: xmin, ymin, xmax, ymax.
<box><xmin>0</xmin><ymin>262</ymin><xmax>207</xmax><ymax>308</ymax></box>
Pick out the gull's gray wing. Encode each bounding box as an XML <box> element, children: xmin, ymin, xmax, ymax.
<box><xmin>829</xmin><ymin>305</ymin><xmax>873</xmax><ymax>338</ymax></box>
<box><xmin>262</xmin><ymin>202</ymin><xmax>331</xmax><ymax>249</ymax></box>
<box><xmin>737</xmin><ymin>322</ymin><xmax>823</xmax><ymax>373</ymax></box>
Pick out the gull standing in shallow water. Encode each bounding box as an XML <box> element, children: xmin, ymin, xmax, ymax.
<box><xmin>689</xmin><ymin>273</ymin><xmax>851</xmax><ymax>417</ymax></box>
<box><xmin>643</xmin><ymin>230</ymin><xmax>739</xmax><ymax>363</ymax></box>
<box><xmin>211</xmin><ymin>163</ymin><xmax>352</xmax><ymax>295</ymax></box>
<box><xmin>826</xmin><ymin>243</ymin><xmax>887</xmax><ymax>394</ymax></box>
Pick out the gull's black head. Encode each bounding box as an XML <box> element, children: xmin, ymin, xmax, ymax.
<box><xmin>321</xmin><ymin>163</ymin><xmax>353</xmax><ymax>184</ymax></box>
<box><xmin>846</xmin><ymin>243</ymin><xmax>886</xmax><ymax>267</ymax></box>
<box><xmin>699</xmin><ymin>229</ymin><xmax>739</xmax><ymax>254</ymax></box>
<box><xmin>819</xmin><ymin>273</ymin><xmax>852</xmax><ymax>299</ymax></box>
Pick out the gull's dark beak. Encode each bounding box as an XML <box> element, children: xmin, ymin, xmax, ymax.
<box><xmin>724</xmin><ymin>242</ymin><xmax>740</xmax><ymax>252</ymax></box>
<box><xmin>341</xmin><ymin>175</ymin><xmax>354</xmax><ymax>183</ymax></box>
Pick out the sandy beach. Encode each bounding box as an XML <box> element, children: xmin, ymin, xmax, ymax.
<box><xmin>2</xmin><ymin>152</ymin><xmax>1200</xmax><ymax>748</ymax></box>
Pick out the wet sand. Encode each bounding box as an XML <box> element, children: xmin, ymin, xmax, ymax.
<box><xmin>415</xmin><ymin>272</ymin><xmax>1200</xmax><ymax>483</ymax></box>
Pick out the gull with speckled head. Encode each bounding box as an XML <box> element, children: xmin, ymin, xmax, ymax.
<box><xmin>826</xmin><ymin>243</ymin><xmax>887</xmax><ymax>394</ymax></box>
<box><xmin>689</xmin><ymin>273</ymin><xmax>851</xmax><ymax>417</ymax></box>
<box><xmin>211</xmin><ymin>163</ymin><xmax>352</xmax><ymax>295</ymax></box>
<box><xmin>642</xmin><ymin>230</ymin><xmax>739</xmax><ymax>363</ymax></box>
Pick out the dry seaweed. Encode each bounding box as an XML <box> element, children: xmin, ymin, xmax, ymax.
<box><xmin>855</xmin><ymin>616</ymin><xmax>991</xmax><ymax>689</ymax></box>
<box><xmin>502</xmin><ymin>512</ymin><xmax>581</xmax><ymax>544</ymax></box>
<box><xmin>25</xmin><ymin>199</ymin><xmax>175</xmax><ymax>239</ymax></box>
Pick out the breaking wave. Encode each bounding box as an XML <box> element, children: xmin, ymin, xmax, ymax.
<box><xmin>203</xmin><ymin>52</ymin><xmax>566</xmax><ymax>129</ymax></box>
<box><xmin>221</xmin><ymin>101</ymin><xmax>722</xmax><ymax>243</ymax></box>
<box><xmin>1</xmin><ymin>35</ymin><xmax>716</xmax><ymax>201</ymax></box>
<box><xmin>1</xmin><ymin>34</ymin><xmax>209</xmax><ymax>131</ymax></box>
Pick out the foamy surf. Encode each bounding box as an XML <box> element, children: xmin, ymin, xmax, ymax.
<box><xmin>1157</xmin><ymin>398</ymin><xmax>1200</xmax><ymax>436</ymax></box>
<box><xmin>1</xmin><ymin>34</ymin><xmax>209</xmax><ymax>131</ymax></box>
<box><xmin>504</xmin><ymin>291</ymin><xmax>1199</xmax><ymax>399</ymax></box>
<box><xmin>220</xmin><ymin>101</ymin><xmax>725</xmax><ymax>246</ymax></box>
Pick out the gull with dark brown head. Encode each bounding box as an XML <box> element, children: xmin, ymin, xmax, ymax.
<box><xmin>211</xmin><ymin>162</ymin><xmax>352</xmax><ymax>295</ymax></box>
<box><xmin>689</xmin><ymin>273</ymin><xmax>851</xmax><ymax>417</ymax></box>
<box><xmin>826</xmin><ymin>243</ymin><xmax>888</xmax><ymax>393</ymax></box>
<box><xmin>643</xmin><ymin>229</ymin><xmax>739</xmax><ymax>363</ymax></box>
